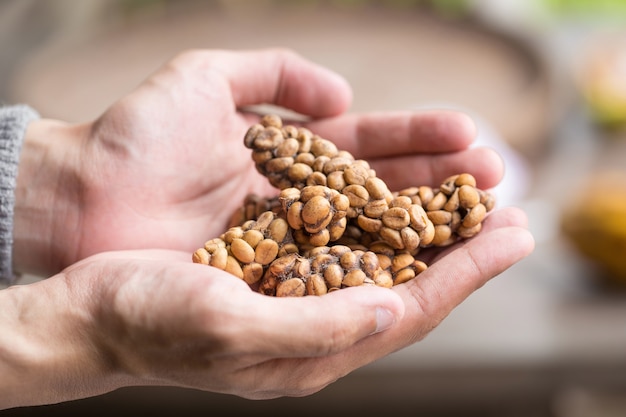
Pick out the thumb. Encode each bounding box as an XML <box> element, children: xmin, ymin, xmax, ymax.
<box><xmin>238</xmin><ymin>285</ymin><xmax>405</xmax><ymax>358</ymax></box>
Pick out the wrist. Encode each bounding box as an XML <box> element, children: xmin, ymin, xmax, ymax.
<box><xmin>13</xmin><ymin>119</ymin><xmax>84</xmax><ymax>277</ymax></box>
<box><xmin>0</xmin><ymin>276</ymin><xmax>124</xmax><ymax>409</ymax></box>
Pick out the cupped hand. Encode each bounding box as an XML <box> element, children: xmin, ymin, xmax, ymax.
<box><xmin>1</xmin><ymin>204</ymin><xmax>532</xmax><ymax>409</ymax></box>
<box><xmin>181</xmin><ymin>206</ymin><xmax>533</xmax><ymax>399</ymax></box>
<box><xmin>0</xmin><ymin>246</ymin><xmax>403</xmax><ymax>408</ymax></box>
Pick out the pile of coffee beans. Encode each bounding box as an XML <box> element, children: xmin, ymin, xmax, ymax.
<box><xmin>192</xmin><ymin>115</ymin><xmax>495</xmax><ymax>296</ymax></box>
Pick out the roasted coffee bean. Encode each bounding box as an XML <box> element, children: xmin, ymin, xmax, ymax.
<box><xmin>308</xmin><ymin>228</ymin><xmax>331</xmax><ymax>247</ymax></box>
<box><xmin>261</xmin><ymin>114</ymin><xmax>283</xmax><ymax>129</ymax></box>
<box><xmin>323</xmin><ymin>263</ymin><xmax>344</xmax><ymax>288</ymax></box>
<box><xmin>288</xmin><ymin>163</ymin><xmax>313</xmax><ymax>183</ymax></box>
<box><xmin>340</xmin><ymin>251</ymin><xmax>360</xmax><ymax>271</ymax></box>
<box><xmin>310</xmin><ymin>138</ymin><xmax>338</xmax><ymax>158</ymax></box>
<box><xmin>276</xmin><ymin>138</ymin><xmax>299</xmax><ymax>158</ymax></box>
<box><xmin>444</xmin><ymin>189</ymin><xmax>460</xmax><ymax>212</ymax></box>
<box><xmin>343</xmin><ymin>269</ymin><xmax>366</xmax><ymax>287</ymax></box>
<box><xmin>428</xmin><ymin>210</ymin><xmax>452</xmax><ymax>225</ymax></box>
<box><xmin>268</xmin><ymin>218</ymin><xmax>290</xmax><ymax>242</ymax></box>
<box><xmin>382</xmin><ymin>207</ymin><xmax>411</xmax><ymax>230</ymax></box>
<box><xmin>379</xmin><ymin>227</ymin><xmax>404</xmax><ymax>250</ymax></box>
<box><xmin>400</xmin><ymin>227</ymin><xmax>420</xmax><ymax>252</ymax></box>
<box><xmin>365</xmin><ymin>177</ymin><xmax>391</xmax><ymax>200</ymax></box>
<box><xmin>419</xmin><ymin>220</ymin><xmax>436</xmax><ymax>246</ymax></box>
<box><xmin>364</xmin><ymin>199</ymin><xmax>388</xmax><ymax>219</ymax></box>
<box><xmin>327</xmin><ymin>171</ymin><xmax>347</xmax><ymax>191</ymax></box>
<box><xmin>480</xmin><ymin>190</ymin><xmax>496</xmax><ymax>212</ymax></box>
<box><xmin>230</xmin><ymin>238</ymin><xmax>256</xmax><ymax>264</ymax></box>
<box><xmin>258</xmin><ymin>272</ymin><xmax>277</xmax><ymax>296</ymax></box>
<box><xmin>344</xmin><ymin>163</ymin><xmax>371</xmax><ymax>185</ymax></box>
<box><xmin>243</xmin><ymin>262</ymin><xmax>264</xmax><ymax>285</ymax></box>
<box><xmin>276</xmin><ymin>277</ymin><xmax>306</xmax><ymax>297</ymax></box>
<box><xmin>224</xmin><ymin>255</ymin><xmax>244</xmax><ymax>279</ymax></box>
<box><xmin>253</xmin><ymin>126</ymin><xmax>283</xmax><ymax>151</ymax></box>
<box><xmin>390</xmin><ymin>196</ymin><xmax>413</xmax><ymax>210</ymax></box>
<box><xmin>374</xmin><ymin>270</ymin><xmax>394</xmax><ymax>288</ymax></box>
<box><xmin>463</xmin><ymin>203</ymin><xmax>487</xmax><ymax>228</ymax></box>
<box><xmin>457</xmin><ymin>223</ymin><xmax>482</xmax><ymax>239</ymax></box>
<box><xmin>458</xmin><ymin>184</ymin><xmax>480</xmax><ymax>209</ymax></box>
<box><xmin>394</xmin><ymin>268</ymin><xmax>416</xmax><ymax>285</ymax></box>
<box><xmin>343</xmin><ymin>184</ymin><xmax>369</xmax><ymax>208</ymax></box>
<box><xmin>192</xmin><ymin>248</ymin><xmax>210</xmax><ymax>265</ymax></box>
<box><xmin>323</xmin><ymin>157</ymin><xmax>352</xmax><ymax>174</ymax></box>
<box><xmin>242</xmin><ymin>229</ymin><xmax>264</xmax><ymax>248</ymax></box>
<box><xmin>282</xmin><ymin>124</ymin><xmax>298</xmax><ymax>139</ymax></box>
<box><xmin>391</xmin><ymin>253</ymin><xmax>415</xmax><ymax>272</ymax></box>
<box><xmin>408</xmin><ymin>204</ymin><xmax>429</xmax><ymax>230</ymax></box>
<box><xmin>328</xmin><ymin>218</ymin><xmax>347</xmax><ymax>241</ymax></box>
<box><xmin>432</xmin><ymin>225</ymin><xmax>453</xmax><ymax>247</ymax></box>
<box><xmin>255</xmin><ymin>239</ymin><xmax>280</xmax><ymax>265</ymax></box>
<box><xmin>287</xmin><ymin>201</ymin><xmax>305</xmax><ymax>230</ymax></box>
<box><xmin>209</xmin><ymin>247</ymin><xmax>228</xmax><ymax>270</ymax></box>
<box><xmin>357</xmin><ymin>215</ymin><xmax>383</xmax><ymax>233</ymax></box>
<box><xmin>426</xmin><ymin>192</ymin><xmax>448</xmax><ymax>211</ymax></box>
<box><xmin>455</xmin><ymin>172</ymin><xmax>477</xmax><ymax>187</ymax></box>
<box><xmin>306</xmin><ymin>171</ymin><xmax>327</xmax><ymax>186</ymax></box>
<box><xmin>306</xmin><ymin>274</ymin><xmax>328</xmax><ymax>295</ymax></box>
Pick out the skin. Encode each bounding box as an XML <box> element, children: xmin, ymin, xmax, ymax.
<box><xmin>1</xmin><ymin>48</ymin><xmax>534</xmax><ymax>409</ymax></box>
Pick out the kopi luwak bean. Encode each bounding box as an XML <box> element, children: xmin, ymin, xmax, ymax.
<box><xmin>193</xmin><ymin>114</ymin><xmax>495</xmax><ymax>296</ymax></box>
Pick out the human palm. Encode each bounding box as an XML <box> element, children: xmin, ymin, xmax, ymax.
<box><xmin>77</xmin><ymin>78</ymin><xmax>267</xmax><ymax>259</ymax></box>
<box><xmin>70</xmin><ymin>49</ymin><xmax>352</xmax><ymax>263</ymax></box>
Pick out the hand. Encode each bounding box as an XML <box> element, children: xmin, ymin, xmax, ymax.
<box><xmin>0</xmin><ymin>205</ymin><xmax>533</xmax><ymax>409</ymax></box>
<box><xmin>13</xmin><ymin>48</ymin><xmax>500</xmax><ymax>278</ymax></box>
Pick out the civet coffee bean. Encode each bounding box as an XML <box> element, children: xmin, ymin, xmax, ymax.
<box><xmin>193</xmin><ymin>115</ymin><xmax>496</xmax><ymax>296</ymax></box>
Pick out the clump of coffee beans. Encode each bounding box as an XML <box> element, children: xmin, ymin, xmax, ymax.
<box><xmin>192</xmin><ymin>211</ymin><xmax>298</xmax><ymax>286</ymax></box>
<box><xmin>193</xmin><ymin>114</ymin><xmax>495</xmax><ymax>296</ymax></box>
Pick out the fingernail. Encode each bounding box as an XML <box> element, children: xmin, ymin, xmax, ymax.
<box><xmin>373</xmin><ymin>307</ymin><xmax>396</xmax><ymax>335</ymax></box>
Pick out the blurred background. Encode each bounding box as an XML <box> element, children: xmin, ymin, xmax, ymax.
<box><xmin>2</xmin><ymin>0</ymin><xmax>626</xmax><ymax>416</ymax></box>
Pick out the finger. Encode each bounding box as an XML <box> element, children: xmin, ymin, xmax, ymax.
<box><xmin>318</xmin><ymin>210</ymin><xmax>534</xmax><ymax>374</ymax></box>
<box><xmin>227</xmin><ymin>284</ymin><xmax>405</xmax><ymax>358</ymax></box>
<box><xmin>370</xmin><ymin>146</ymin><xmax>505</xmax><ymax>191</ymax></box>
<box><xmin>402</xmin><ymin>220</ymin><xmax>535</xmax><ymax>331</ymax></box>
<box><xmin>205</xmin><ymin>48</ymin><xmax>353</xmax><ymax>118</ymax></box>
<box><xmin>305</xmin><ymin>110</ymin><xmax>477</xmax><ymax>159</ymax></box>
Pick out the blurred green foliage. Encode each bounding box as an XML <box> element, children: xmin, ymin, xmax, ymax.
<box><xmin>117</xmin><ymin>0</ymin><xmax>626</xmax><ymax>17</ymax></box>
<box><xmin>326</xmin><ymin>0</ymin><xmax>470</xmax><ymax>13</ymax></box>
<box><xmin>118</xmin><ymin>0</ymin><xmax>472</xmax><ymax>17</ymax></box>
<box><xmin>543</xmin><ymin>0</ymin><xmax>626</xmax><ymax>16</ymax></box>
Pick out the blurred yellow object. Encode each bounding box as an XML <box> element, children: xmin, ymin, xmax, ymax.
<box><xmin>579</xmin><ymin>32</ymin><xmax>626</xmax><ymax>130</ymax></box>
<box><xmin>561</xmin><ymin>171</ymin><xmax>626</xmax><ymax>286</ymax></box>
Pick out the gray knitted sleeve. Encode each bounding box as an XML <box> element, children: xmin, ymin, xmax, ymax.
<box><xmin>0</xmin><ymin>105</ymin><xmax>39</xmax><ymax>286</ymax></box>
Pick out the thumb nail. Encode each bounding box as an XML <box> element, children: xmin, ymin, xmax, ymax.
<box><xmin>373</xmin><ymin>307</ymin><xmax>397</xmax><ymax>335</ymax></box>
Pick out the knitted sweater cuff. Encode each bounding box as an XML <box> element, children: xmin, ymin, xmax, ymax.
<box><xmin>0</xmin><ymin>105</ymin><xmax>40</xmax><ymax>286</ymax></box>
